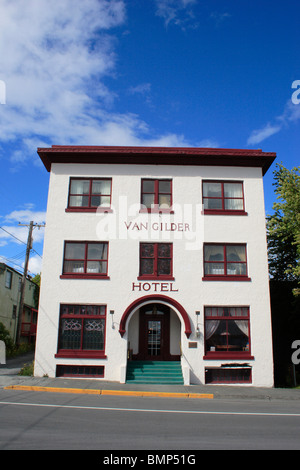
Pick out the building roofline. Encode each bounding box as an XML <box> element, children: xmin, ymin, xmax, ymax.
<box><xmin>37</xmin><ymin>145</ymin><xmax>276</xmax><ymax>175</ymax></box>
<box><xmin>0</xmin><ymin>262</ymin><xmax>37</xmax><ymax>284</ymax></box>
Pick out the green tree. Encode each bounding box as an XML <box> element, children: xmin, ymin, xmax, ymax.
<box><xmin>267</xmin><ymin>163</ymin><xmax>300</xmax><ymax>295</ymax></box>
<box><xmin>31</xmin><ymin>273</ymin><xmax>41</xmax><ymax>308</ymax></box>
<box><xmin>31</xmin><ymin>273</ymin><xmax>40</xmax><ymax>287</ymax></box>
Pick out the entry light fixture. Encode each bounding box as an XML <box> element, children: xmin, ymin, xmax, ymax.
<box><xmin>195</xmin><ymin>311</ymin><xmax>200</xmax><ymax>338</ymax></box>
<box><xmin>110</xmin><ymin>310</ymin><xmax>115</xmax><ymax>329</ymax></box>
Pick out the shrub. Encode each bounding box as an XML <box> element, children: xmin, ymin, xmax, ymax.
<box><xmin>0</xmin><ymin>322</ymin><xmax>14</xmax><ymax>355</ymax></box>
<box><xmin>18</xmin><ymin>361</ymin><xmax>34</xmax><ymax>376</ymax></box>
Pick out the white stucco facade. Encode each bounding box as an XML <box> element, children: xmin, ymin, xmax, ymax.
<box><xmin>34</xmin><ymin>146</ymin><xmax>275</xmax><ymax>387</ymax></box>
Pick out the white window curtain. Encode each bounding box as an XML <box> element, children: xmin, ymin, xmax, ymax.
<box><xmin>92</xmin><ymin>180</ymin><xmax>111</xmax><ymax>195</ymax></box>
<box><xmin>205</xmin><ymin>245</ymin><xmax>224</xmax><ymax>261</ymax></box>
<box><xmin>71</xmin><ymin>180</ymin><xmax>89</xmax><ymax>194</ymax></box>
<box><xmin>234</xmin><ymin>320</ymin><xmax>249</xmax><ymax>337</ymax></box>
<box><xmin>203</xmin><ymin>182</ymin><xmax>222</xmax><ymax>197</ymax></box>
<box><xmin>226</xmin><ymin>245</ymin><xmax>245</xmax><ymax>261</ymax></box>
<box><xmin>205</xmin><ymin>320</ymin><xmax>220</xmax><ymax>339</ymax></box>
<box><xmin>70</xmin><ymin>180</ymin><xmax>89</xmax><ymax>206</ymax></box>
<box><xmin>224</xmin><ymin>183</ymin><xmax>242</xmax><ymax>198</ymax></box>
<box><xmin>224</xmin><ymin>183</ymin><xmax>243</xmax><ymax>210</ymax></box>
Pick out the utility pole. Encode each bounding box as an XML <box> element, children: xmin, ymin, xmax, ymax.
<box><xmin>15</xmin><ymin>221</ymin><xmax>45</xmax><ymax>346</ymax></box>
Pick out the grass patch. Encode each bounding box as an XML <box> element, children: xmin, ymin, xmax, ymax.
<box><xmin>18</xmin><ymin>361</ymin><xmax>34</xmax><ymax>376</ymax></box>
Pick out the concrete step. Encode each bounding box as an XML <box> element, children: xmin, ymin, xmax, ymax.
<box><xmin>126</xmin><ymin>361</ymin><xmax>184</xmax><ymax>384</ymax></box>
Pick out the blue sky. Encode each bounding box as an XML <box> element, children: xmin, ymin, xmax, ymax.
<box><xmin>0</xmin><ymin>0</ymin><xmax>299</xmax><ymax>275</ymax></box>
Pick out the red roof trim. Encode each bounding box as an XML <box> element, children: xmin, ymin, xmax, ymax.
<box><xmin>37</xmin><ymin>145</ymin><xmax>276</xmax><ymax>175</ymax></box>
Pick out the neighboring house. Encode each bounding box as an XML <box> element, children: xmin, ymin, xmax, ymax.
<box><xmin>0</xmin><ymin>263</ymin><xmax>38</xmax><ymax>344</ymax></box>
<box><xmin>34</xmin><ymin>145</ymin><xmax>276</xmax><ymax>386</ymax></box>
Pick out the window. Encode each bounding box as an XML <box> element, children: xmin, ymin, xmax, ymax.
<box><xmin>204</xmin><ymin>306</ymin><xmax>252</xmax><ymax>359</ymax></box>
<box><xmin>5</xmin><ymin>270</ymin><xmax>12</xmax><ymax>289</ymax></box>
<box><xmin>141</xmin><ymin>179</ymin><xmax>173</xmax><ymax>212</ymax></box>
<box><xmin>203</xmin><ymin>244</ymin><xmax>250</xmax><ymax>280</ymax></box>
<box><xmin>12</xmin><ymin>305</ymin><xmax>17</xmax><ymax>319</ymax></box>
<box><xmin>61</xmin><ymin>241</ymin><xmax>109</xmax><ymax>278</ymax></box>
<box><xmin>139</xmin><ymin>243</ymin><xmax>173</xmax><ymax>279</ymax></box>
<box><xmin>56</xmin><ymin>365</ymin><xmax>104</xmax><ymax>378</ymax></box>
<box><xmin>202</xmin><ymin>181</ymin><xmax>246</xmax><ymax>214</ymax></box>
<box><xmin>67</xmin><ymin>178</ymin><xmax>112</xmax><ymax>212</ymax></box>
<box><xmin>56</xmin><ymin>304</ymin><xmax>106</xmax><ymax>358</ymax></box>
<box><xmin>205</xmin><ymin>368</ymin><xmax>252</xmax><ymax>384</ymax></box>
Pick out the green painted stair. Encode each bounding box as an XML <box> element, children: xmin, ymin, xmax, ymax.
<box><xmin>126</xmin><ymin>361</ymin><xmax>184</xmax><ymax>384</ymax></box>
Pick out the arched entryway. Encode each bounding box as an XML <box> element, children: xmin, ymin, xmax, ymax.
<box><xmin>135</xmin><ymin>303</ymin><xmax>177</xmax><ymax>361</ymax></box>
<box><xmin>119</xmin><ymin>294</ymin><xmax>192</xmax><ymax>340</ymax></box>
<box><xmin>120</xmin><ymin>296</ymin><xmax>191</xmax><ymax>384</ymax></box>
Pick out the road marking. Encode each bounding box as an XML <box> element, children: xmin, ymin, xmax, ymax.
<box><xmin>3</xmin><ymin>385</ymin><xmax>213</xmax><ymax>399</ymax></box>
<box><xmin>1</xmin><ymin>401</ymin><xmax>300</xmax><ymax>417</ymax></box>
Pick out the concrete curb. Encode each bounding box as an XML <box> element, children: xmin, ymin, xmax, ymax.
<box><xmin>4</xmin><ymin>385</ymin><xmax>214</xmax><ymax>399</ymax></box>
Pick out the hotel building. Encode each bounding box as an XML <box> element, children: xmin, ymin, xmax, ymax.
<box><xmin>34</xmin><ymin>145</ymin><xmax>275</xmax><ymax>386</ymax></box>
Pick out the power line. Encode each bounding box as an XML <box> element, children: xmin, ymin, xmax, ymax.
<box><xmin>0</xmin><ymin>226</ymin><xmax>27</xmax><ymax>245</ymax></box>
<box><xmin>0</xmin><ymin>225</ymin><xmax>43</xmax><ymax>258</ymax></box>
<box><xmin>0</xmin><ymin>253</ymin><xmax>39</xmax><ymax>275</ymax></box>
<box><xmin>0</xmin><ymin>255</ymin><xmax>26</xmax><ymax>274</ymax></box>
<box><xmin>1</xmin><ymin>249</ymin><xmax>26</xmax><ymax>261</ymax></box>
<box><xmin>7</xmin><ymin>249</ymin><xmax>27</xmax><ymax>260</ymax></box>
<box><xmin>31</xmin><ymin>248</ymin><xmax>42</xmax><ymax>258</ymax></box>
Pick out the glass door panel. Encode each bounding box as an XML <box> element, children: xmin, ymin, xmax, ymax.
<box><xmin>147</xmin><ymin>320</ymin><xmax>161</xmax><ymax>357</ymax></box>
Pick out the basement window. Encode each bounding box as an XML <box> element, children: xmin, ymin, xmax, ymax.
<box><xmin>205</xmin><ymin>367</ymin><xmax>252</xmax><ymax>384</ymax></box>
<box><xmin>56</xmin><ymin>365</ymin><xmax>104</xmax><ymax>378</ymax></box>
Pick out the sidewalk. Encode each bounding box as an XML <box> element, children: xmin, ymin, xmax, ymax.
<box><xmin>1</xmin><ymin>352</ymin><xmax>300</xmax><ymax>401</ymax></box>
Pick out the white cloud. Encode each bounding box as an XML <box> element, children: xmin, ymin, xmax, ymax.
<box><xmin>0</xmin><ymin>205</ymin><xmax>46</xmax><ymax>274</ymax></box>
<box><xmin>247</xmin><ymin>123</ymin><xmax>281</xmax><ymax>145</ymax></box>
<box><xmin>0</xmin><ymin>206</ymin><xmax>46</xmax><ymax>248</ymax></box>
<box><xmin>0</xmin><ymin>0</ymin><xmax>197</xmax><ymax>166</ymax></box>
<box><xmin>128</xmin><ymin>83</ymin><xmax>152</xmax><ymax>95</ymax></box>
<box><xmin>197</xmin><ymin>138</ymin><xmax>220</xmax><ymax>148</ymax></box>
<box><xmin>277</xmin><ymin>99</ymin><xmax>300</xmax><ymax>124</ymax></box>
<box><xmin>154</xmin><ymin>0</ymin><xmax>197</xmax><ymax>28</ymax></box>
<box><xmin>0</xmin><ymin>1</ymin><xmax>125</xmax><ymax>145</ymax></box>
<box><xmin>4</xmin><ymin>209</ymin><xmax>46</xmax><ymax>225</ymax></box>
<box><xmin>0</xmin><ymin>223</ymin><xmax>45</xmax><ymax>246</ymax></box>
<box><xmin>247</xmin><ymin>98</ymin><xmax>300</xmax><ymax>145</ymax></box>
<box><xmin>0</xmin><ymin>250</ymin><xmax>42</xmax><ymax>275</ymax></box>
<box><xmin>210</xmin><ymin>12</ymin><xmax>232</xmax><ymax>27</ymax></box>
<box><xmin>28</xmin><ymin>254</ymin><xmax>43</xmax><ymax>275</ymax></box>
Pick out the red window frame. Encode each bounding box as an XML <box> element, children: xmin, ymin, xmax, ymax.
<box><xmin>203</xmin><ymin>306</ymin><xmax>253</xmax><ymax>360</ymax></box>
<box><xmin>60</xmin><ymin>241</ymin><xmax>109</xmax><ymax>279</ymax></box>
<box><xmin>138</xmin><ymin>243</ymin><xmax>174</xmax><ymax>280</ymax></box>
<box><xmin>203</xmin><ymin>243</ymin><xmax>251</xmax><ymax>281</ymax></box>
<box><xmin>55</xmin><ymin>304</ymin><xmax>107</xmax><ymax>359</ymax></box>
<box><xmin>140</xmin><ymin>178</ymin><xmax>173</xmax><ymax>213</ymax></box>
<box><xmin>202</xmin><ymin>180</ymin><xmax>247</xmax><ymax>215</ymax></box>
<box><xmin>66</xmin><ymin>177</ymin><xmax>112</xmax><ymax>213</ymax></box>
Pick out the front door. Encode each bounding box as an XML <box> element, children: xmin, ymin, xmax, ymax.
<box><xmin>137</xmin><ymin>304</ymin><xmax>172</xmax><ymax>361</ymax></box>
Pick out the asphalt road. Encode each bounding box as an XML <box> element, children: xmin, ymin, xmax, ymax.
<box><xmin>0</xmin><ymin>388</ymin><xmax>300</xmax><ymax>451</ymax></box>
